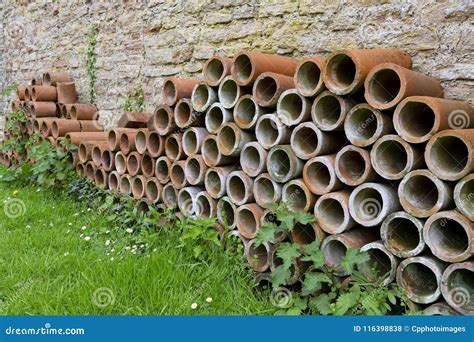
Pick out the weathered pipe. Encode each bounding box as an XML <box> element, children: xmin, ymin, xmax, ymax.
<box><xmin>294</xmin><ymin>57</ymin><xmax>326</xmax><ymax>97</ymax></box>
<box><xmin>75</xmin><ymin>163</ymin><xmax>85</xmax><ymax>177</ymax></box>
<box><xmin>236</xmin><ymin>203</ymin><xmax>265</xmax><ymax>239</ymax></box>
<box><xmin>119</xmin><ymin>131</ymin><xmax>138</xmax><ymax>155</ymax></box>
<box><xmin>16</xmin><ymin>85</ymin><xmax>26</xmax><ymax>100</ymax></box>
<box><xmin>314</xmin><ymin>190</ymin><xmax>356</xmax><ymax>234</ymax></box>
<box><xmin>454</xmin><ymin>174</ymin><xmax>474</xmax><ymax>221</ymax></box>
<box><xmin>202</xmin><ymin>135</ymin><xmax>235</xmax><ymax>167</ymax></box>
<box><xmin>170</xmin><ymin>160</ymin><xmax>188</xmax><ymax>189</ymax></box>
<box><xmin>108</xmin><ymin>171</ymin><xmax>120</xmax><ymax>191</ymax></box>
<box><xmin>42</xmin><ymin>71</ymin><xmax>71</xmax><ymax>86</ymax></box>
<box><xmin>360</xmin><ymin>240</ymin><xmax>400</xmax><ymax>286</ymax></box>
<box><xmin>393</xmin><ymin>96</ymin><xmax>474</xmax><ymax>144</ymax></box>
<box><xmin>131</xmin><ymin>175</ymin><xmax>147</xmax><ymax>199</ymax></box>
<box><xmin>162</xmin><ymin>183</ymin><xmax>178</xmax><ymax>209</ymax></box>
<box><xmin>182</xmin><ymin>127</ymin><xmax>208</xmax><ymax>156</ymax></box>
<box><xmin>165</xmin><ymin>133</ymin><xmax>185</xmax><ymax>161</ymax></box>
<box><xmin>231</xmin><ymin>50</ymin><xmax>298</xmax><ymax>86</ymax></box>
<box><xmin>51</xmin><ymin>119</ymin><xmax>80</xmax><ymax>138</ymax></box>
<box><xmin>252</xmin><ymin>72</ymin><xmax>295</xmax><ymax>108</ymax></box>
<box><xmin>91</xmin><ymin>144</ymin><xmax>108</xmax><ymax>167</ymax></box>
<box><xmin>440</xmin><ymin>262</ymin><xmax>474</xmax><ymax>315</ymax></box>
<box><xmin>371</xmin><ymin>134</ymin><xmax>425</xmax><ymax>180</ymax></box>
<box><xmin>311</xmin><ymin>91</ymin><xmax>355</xmax><ymax>131</ymax></box>
<box><xmin>291</xmin><ymin>122</ymin><xmax>346</xmax><ymax>161</ymax></box>
<box><xmin>267</xmin><ymin>145</ymin><xmax>304</xmax><ymax>183</ymax></box>
<box><xmin>155</xmin><ymin>156</ymin><xmax>171</xmax><ymax>185</ymax></box>
<box><xmin>80</xmin><ymin>120</ymin><xmax>103</xmax><ymax>133</ymax></box>
<box><xmin>107</xmin><ymin>128</ymin><xmax>135</xmax><ymax>151</ymax></box>
<box><xmin>40</xmin><ymin>119</ymin><xmax>54</xmax><ymax>138</ymax></box>
<box><xmin>32</xmin><ymin>85</ymin><xmax>57</xmax><ymax>102</ymax></box>
<box><xmin>56</xmin><ymin>82</ymin><xmax>77</xmax><ymax>104</ymax></box>
<box><xmin>191</xmin><ymin>82</ymin><xmax>217</xmax><ymax>112</ymax></box>
<box><xmin>185</xmin><ymin>155</ymin><xmax>207</xmax><ymax>185</ymax></box>
<box><xmin>147</xmin><ymin>131</ymin><xmax>165</xmax><ymax>158</ymax></box>
<box><xmin>204</xmin><ymin>166</ymin><xmax>234</xmax><ymax>199</ymax></box>
<box><xmin>303</xmin><ymin>154</ymin><xmax>343</xmax><ymax>195</ymax></box>
<box><xmin>282</xmin><ymin>179</ymin><xmax>316</xmax><ymax>212</ymax></box>
<box><xmin>323</xmin><ymin>48</ymin><xmax>412</xmax><ymax>95</ymax></box>
<box><xmin>149</xmin><ymin>104</ymin><xmax>176</xmax><ymax>136</ymax></box>
<box><xmin>423</xmin><ymin>301</ymin><xmax>461</xmax><ymax>316</ymax></box>
<box><xmin>245</xmin><ymin>239</ymin><xmax>271</xmax><ymax>273</ymax></box>
<box><xmin>396</xmin><ymin>255</ymin><xmax>447</xmax><ymax>304</ymax></box>
<box><xmin>255</xmin><ymin>114</ymin><xmax>290</xmax><ymax>150</ymax></box>
<box><xmin>31</xmin><ymin>101</ymin><xmax>57</xmax><ymax>118</ymax></box>
<box><xmin>253</xmin><ymin>173</ymin><xmax>282</xmax><ymax>209</ymax></box>
<box><xmin>145</xmin><ymin>177</ymin><xmax>162</xmax><ymax>203</ymax></box>
<box><xmin>78</xmin><ymin>141</ymin><xmax>100</xmax><ymax>163</ymax></box>
<box><xmin>194</xmin><ymin>191</ymin><xmax>218</xmax><ymax>219</ymax></box>
<box><xmin>276</xmin><ymin>89</ymin><xmax>311</xmax><ymax>126</ymax></box>
<box><xmin>114</xmin><ymin>152</ymin><xmax>127</xmax><ymax>175</ymax></box>
<box><xmin>205</xmin><ymin>102</ymin><xmax>233</xmax><ymax>134</ymax></box>
<box><xmin>217</xmin><ymin>122</ymin><xmax>255</xmax><ymax>157</ymax></box>
<box><xmin>94</xmin><ymin>168</ymin><xmax>108</xmax><ymax>189</ymax></box>
<box><xmin>240</xmin><ymin>142</ymin><xmax>267</xmax><ymax>177</ymax></box>
<box><xmin>203</xmin><ymin>55</ymin><xmax>233</xmax><ymax>87</ymax></box>
<box><xmin>349</xmin><ymin>182</ymin><xmax>401</xmax><ymax>227</ymax></box>
<box><xmin>175</xmin><ymin>98</ymin><xmax>205</xmax><ymax>128</ymax></box>
<box><xmin>424</xmin><ymin>210</ymin><xmax>472</xmax><ymax>263</ymax></box>
<box><xmin>398</xmin><ymin>169</ymin><xmax>453</xmax><ymax>218</ymax></box>
<box><xmin>290</xmin><ymin>221</ymin><xmax>327</xmax><ymax>246</ymax></box>
<box><xmin>70</xmin><ymin>104</ymin><xmax>97</xmax><ymax>120</ymax></box>
<box><xmin>425</xmin><ymin>129</ymin><xmax>474</xmax><ymax>181</ymax></box>
<box><xmin>218</xmin><ymin>76</ymin><xmax>250</xmax><ymax>109</ymax></box>
<box><xmin>217</xmin><ymin>196</ymin><xmax>237</xmax><ymax>229</ymax></box>
<box><xmin>344</xmin><ymin>103</ymin><xmax>394</xmax><ymax>147</ymax></box>
<box><xmin>177</xmin><ymin>186</ymin><xmax>205</xmax><ymax>216</ymax></box>
<box><xmin>380</xmin><ymin>211</ymin><xmax>426</xmax><ymax>258</ymax></box>
<box><xmin>233</xmin><ymin>94</ymin><xmax>269</xmax><ymax>129</ymax></box>
<box><xmin>135</xmin><ymin>129</ymin><xmax>150</xmax><ymax>155</ymax></box>
<box><xmin>226</xmin><ymin>170</ymin><xmax>254</xmax><ymax>206</ymax></box>
<box><xmin>335</xmin><ymin>145</ymin><xmax>378</xmax><ymax>186</ymax></box>
<box><xmin>365</xmin><ymin>63</ymin><xmax>444</xmax><ymax>110</ymax></box>
<box><xmin>321</xmin><ymin>228</ymin><xmax>380</xmax><ymax>276</ymax></box>
<box><xmin>84</xmin><ymin>161</ymin><xmax>96</xmax><ymax>180</ymax></box>
<box><xmin>141</xmin><ymin>152</ymin><xmax>155</xmax><ymax>178</ymax></box>
<box><xmin>162</xmin><ymin>77</ymin><xmax>199</xmax><ymax>106</ymax></box>
<box><xmin>126</xmin><ymin>152</ymin><xmax>142</xmax><ymax>177</ymax></box>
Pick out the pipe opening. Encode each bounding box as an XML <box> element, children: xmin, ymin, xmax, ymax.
<box><xmin>79</xmin><ymin>144</ymin><xmax>88</xmax><ymax>161</ymax></box>
<box><xmin>156</xmin><ymin>159</ymin><xmax>169</xmax><ymax>180</ymax></box>
<box><xmin>257</xmin><ymin>118</ymin><xmax>279</xmax><ymax>147</ymax></box>
<box><xmin>374</xmin><ymin>140</ymin><xmax>408</xmax><ymax>174</ymax></box>
<box><xmin>314</xmin><ymin>95</ymin><xmax>341</xmax><ymax>127</ymax></box>
<box><xmin>238</xmin><ymin>208</ymin><xmax>257</xmax><ymax>235</ymax></box>
<box><xmin>120</xmin><ymin>134</ymin><xmax>130</xmax><ymax>152</ymax></box>
<box><xmin>154</xmin><ymin>107</ymin><xmax>171</xmax><ymax>131</ymax></box>
<box><xmin>183</xmin><ymin>130</ymin><xmax>198</xmax><ymax>154</ymax></box>
<box><xmin>269</xmin><ymin>149</ymin><xmax>290</xmax><ymax>179</ymax></box>
<box><xmin>369</xmin><ymin>69</ymin><xmax>401</xmax><ymax>104</ymax></box>
<box><xmin>403</xmin><ymin>175</ymin><xmax>438</xmax><ymax>210</ymax></box>
<box><xmin>307</xmin><ymin>160</ymin><xmax>331</xmax><ymax>189</ymax></box>
<box><xmin>166</xmin><ymin>136</ymin><xmax>180</xmax><ymax>159</ymax></box>
<box><xmin>163</xmin><ymin>185</ymin><xmax>177</xmax><ymax>205</ymax></box>
<box><xmin>445</xmin><ymin>269</ymin><xmax>474</xmax><ymax>305</ymax></box>
<box><xmin>459</xmin><ymin>179</ymin><xmax>474</xmax><ymax>214</ymax></box>
<box><xmin>187</xmin><ymin>158</ymin><xmax>202</xmax><ymax>183</ymax></box>
<box><xmin>51</xmin><ymin>122</ymin><xmax>59</xmax><ymax>137</ymax></box>
<box><xmin>352</xmin><ymin>188</ymin><xmax>384</xmax><ymax>221</ymax></box>
<box><xmin>255</xmin><ymin>76</ymin><xmax>277</xmax><ymax>102</ymax></box>
<box><xmin>128</xmin><ymin>155</ymin><xmax>140</xmax><ymax>174</ymax></box>
<box><xmin>248</xmin><ymin>243</ymin><xmax>268</xmax><ymax>268</ymax></box>
<box><xmin>347</xmin><ymin>107</ymin><xmax>377</xmax><ymax>141</ymax></box>
<box><xmin>115</xmin><ymin>154</ymin><xmax>126</xmax><ymax>173</ymax></box>
<box><xmin>178</xmin><ymin>190</ymin><xmax>193</xmax><ymax>214</ymax></box>
<box><xmin>92</xmin><ymin>147</ymin><xmax>102</xmax><ymax>164</ymax></box>
<box><xmin>323</xmin><ymin>240</ymin><xmax>347</xmax><ymax>267</ymax></box>
<box><xmin>235</xmin><ymin>97</ymin><xmax>256</xmax><ymax>125</ymax></box>
<box><xmin>364</xmin><ymin>248</ymin><xmax>391</xmax><ymax>277</ymax></box>
<box><xmin>142</xmin><ymin>155</ymin><xmax>154</xmax><ymax>175</ymax></box>
<box><xmin>296</xmin><ymin>61</ymin><xmax>321</xmax><ymax>94</ymax></box>
<box><xmin>203</xmin><ymin>138</ymin><xmax>219</xmax><ymax>164</ymax></box>
<box><xmin>207</xmin><ymin>106</ymin><xmax>224</xmax><ymax>132</ymax></box>
<box><xmin>176</xmin><ymin>100</ymin><xmax>192</xmax><ymax>126</ymax></box>
<box><xmin>318</xmin><ymin>198</ymin><xmax>345</xmax><ymax>227</ymax></box>
<box><xmin>242</xmin><ymin>145</ymin><xmax>261</xmax><ymax>174</ymax></box>
<box><xmin>109</xmin><ymin>173</ymin><xmax>119</xmax><ymax>190</ymax></box>
<box><xmin>255</xmin><ymin>177</ymin><xmax>276</xmax><ymax>204</ymax></box>
<box><xmin>219</xmin><ymin>199</ymin><xmax>235</xmax><ymax>226</ymax></box>
<box><xmin>219</xmin><ymin>78</ymin><xmax>238</xmax><ymax>107</ymax></box>
<box><xmin>148</xmin><ymin>132</ymin><xmax>162</xmax><ymax>156</ymax></box>
<box><xmin>146</xmin><ymin>181</ymin><xmax>159</xmax><ymax>200</ymax></box>
<box><xmin>430</xmin><ymin>136</ymin><xmax>468</xmax><ymax>173</ymax></box>
<box><xmin>205</xmin><ymin>58</ymin><xmax>224</xmax><ymax>84</ymax></box>
<box><xmin>327</xmin><ymin>54</ymin><xmax>356</xmax><ymax>88</ymax></box>
<box><xmin>398</xmin><ymin>102</ymin><xmax>435</xmax><ymax>138</ymax></box>
<box><xmin>401</xmin><ymin>263</ymin><xmax>438</xmax><ymax>296</ymax></box>
<box><xmin>338</xmin><ymin>150</ymin><xmax>366</xmax><ymax>182</ymax></box>
<box><xmin>385</xmin><ymin>217</ymin><xmax>420</xmax><ymax>252</ymax></box>
<box><xmin>193</xmin><ymin>84</ymin><xmax>210</xmax><ymax>110</ymax></box>
<box><xmin>234</xmin><ymin>54</ymin><xmax>252</xmax><ymax>83</ymax></box>
<box><xmin>95</xmin><ymin>169</ymin><xmax>105</xmax><ymax>185</ymax></box>
<box><xmin>196</xmin><ymin>195</ymin><xmax>212</xmax><ymax>218</ymax></box>
<box><xmin>292</xmin><ymin>126</ymin><xmax>318</xmax><ymax>155</ymax></box>
<box><xmin>219</xmin><ymin>125</ymin><xmax>236</xmax><ymax>153</ymax></box>
<box><xmin>284</xmin><ymin>183</ymin><xmax>307</xmax><ymax>211</ymax></box>
<box><xmin>428</xmin><ymin>218</ymin><xmax>469</xmax><ymax>255</ymax></box>
<box><xmin>132</xmin><ymin>177</ymin><xmax>144</xmax><ymax>195</ymax></box>
<box><xmin>292</xmin><ymin>222</ymin><xmax>315</xmax><ymax>245</ymax></box>
<box><xmin>163</xmin><ymin>80</ymin><xmax>176</xmax><ymax>104</ymax></box>
<box><xmin>108</xmin><ymin>130</ymin><xmax>118</xmax><ymax>149</ymax></box>
<box><xmin>120</xmin><ymin>177</ymin><xmax>131</xmax><ymax>193</ymax></box>
<box><xmin>206</xmin><ymin>170</ymin><xmax>222</xmax><ymax>195</ymax></box>
<box><xmin>279</xmin><ymin>92</ymin><xmax>303</xmax><ymax>122</ymax></box>
<box><xmin>171</xmin><ymin>164</ymin><xmax>185</xmax><ymax>186</ymax></box>
<box><xmin>228</xmin><ymin>175</ymin><xmax>246</xmax><ymax>203</ymax></box>
<box><xmin>136</xmin><ymin>131</ymin><xmax>147</xmax><ymax>152</ymax></box>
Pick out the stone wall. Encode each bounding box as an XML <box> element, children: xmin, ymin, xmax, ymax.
<box><xmin>1</xmin><ymin>0</ymin><xmax>473</xmax><ymax>129</ymax></box>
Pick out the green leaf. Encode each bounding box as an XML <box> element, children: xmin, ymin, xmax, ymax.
<box><xmin>276</xmin><ymin>243</ymin><xmax>301</xmax><ymax>267</ymax></box>
<box><xmin>310</xmin><ymin>294</ymin><xmax>333</xmax><ymax>315</ymax></box>
<box><xmin>286</xmin><ymin>307</ymin><xmax>302</xmax><ymax>316</ymax></box>
<box><xmin>254</xmin><ymin>222</ymin><xmax>277</xmax><ymax>246</ymax></box>
<box><xmin>278</xmin><ymin>213</ymin><xmax>294</xmax><ymax>231</ymax></box>
<box><xmin>301</xmin><ymin>271</ymin><xmax>332</xmax><ymax>296</ymax></box>
<box><xmin>300</xmin><ymin>240</ymin><xmax>325</xmax><ymax>269</ymax></box>
<box><xmin>340</xmin><ymin>248</ymin><xmax>370</xmax><ymax>274</ymax></box>
<box><xmin>387</xmin><ymin>292</ymin><xmax>396</xmax><ymax>305</ymax></box>
<box><xmin>335</xmin><ymin>292</ymin><xmax>358</xmax><ymax>315</ymax></box>
<box><xmin>294</xmin><ymin>211</ymin><xmax>314</xmax><ymax>224</ymax></box>
<box><xmin>271</xmin><ymin>265</ymin><xmax>292</xmax><ymax>288</ymax></box>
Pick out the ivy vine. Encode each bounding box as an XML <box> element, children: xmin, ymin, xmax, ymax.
<box><xmin>86</xmin><ymin>25</ymin><xmax>98</xmax><ymax>104</ymax></box>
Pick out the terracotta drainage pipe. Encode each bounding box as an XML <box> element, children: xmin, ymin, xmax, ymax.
<box><xmin>78</xmin><ymin>142</ymin><xmax>95</xmax><ymax>163</ymax></box>
<box><xmin>194</xmin><ymin>191</ymin><xmax>218</xmax><ymax>219</ymax></box>
<box><xmin>191</xmin><ymin>82</ymin><xmax>217</xmax><ymax>112</ymax></box>
<box><xmin>162</xmin><ymin>77</ymin><xmax>199</xmax><ymax>106</ymax></box>
<box><xmin>349</xmin><ymin>182</ymin><xmax>401</xmax><ymax>227</ymax></box>
<box><xmin>178</xmin><ymin>186</ymin><xmax>205</xmax><ymax>216</ymax></box>
<box><xmin>253</xmin><ymin>72</ymin><xmax>294</xmax><ymax>107</ymax></box>
<box><xmin>321</xmin><ymin>228</ymin><xmax>380</xmax><ymax>276</ymax></box>
<box><xmin>131</xmin><ymin>175</ymin><xmax>147</xmax><ymax>199</ymax></box>
<box><xmin>32</xmin><ymin>85</ymin><xmax>57</xmax><ymax>101</ymax></box>
<box><xmin>147</xmin><ymin>131</ymin><xmax>165</xmax><ymax>158</ymax></box>
<box><xmin>245</xmin><ymin>239</ymin><xmax>271</xmax><ymax>273</ymax></box>
<box><xmin>282</xmin><ymin>179</ymin><xmax>316</xmax><ymax>212</ymax></box>
<box><xmin>398</xmin><ymin>169</ymin><xmax>453</xmax><ymax>218</ymax></box>
<box><xmin>425</xmin><ymin>129</ymin><xmax>474</xmax><ymax>181</ymax></box>
<box><xmin>170</xmin><ymin>160</ymin><xmax>188</xmax><ymax>189</ymax></box>
<box><xmin>240</xmin><ymin>142</ymin><xmax>267</xmax><ymax>177</ymax></box>
<box><xmin>56</xmin><ymin>82</ymin><xmax>77</xmax><ymax>104</ymax></box>
<box><xmin>119</xmin><ymin>174</ymin><xmax>132</xmax><ymax>195</ymax></box>
<box><xmin>114</xmin><ymin>152</ymin><xmax>127</xmax><ymax>175</ymax></box>
<box><xmin>119</xmin><ymin>131</ymin><xmax>138</xmax><ymax>155</ymax></box>
<box><xmin>84</xmin><ymin>161</ymin><xmax>96</xmax><ymax>180</ymax></box>
<box><xmin>217</xmin><ymin>122</ymin><xmax>255</xmax><ymax>157</ymax></box>
<box><xmin>440</xmin><ymin>262</ymin><xmax>473</xmax><ymax>315</ymax></box>
<box><xmin>94</xmin><ymin>168</ymin><xmax>108</xmax><ymax>189</ymax></box>
<box><xmin>290</xmin><ymin>221</ymin><xmax>326</xmax><ymax>246</ymax></box>
<box><xmin>236</xmin><ymin>203</ymin><xmax>264</xmax><ymax>239</ymax></box>
<box><xmin>303</xmin><ymin>154</ymin><xmax>343</xmax><ymax>195</ymax></box>
<box><xmin>205</xmin><ymin>102</ymin><xmax>233</xmax><ymax>133</ymax></box>
<box><xmin>204</xmin><ymin>166</ymin><xmax>234</xmax><ymax>199</ymax></box>
<box><xmin>253</xmin><ymin>173</ymin><xmax>282</xmax><ymax>209</ymax></box>
<box><xmin>314</xmin><ymin>190</ymin><xmax>356</xmax><ymax>234</ymax></box>
<box><xmin>134</xmin><ymin>129</ymin><xmax>150</xmax><ymax>155</ymax></box>
<box><xmin>294</xmin><ymin>57</ymin><xmax>326</xmax><ymax>97</ymax></box>
<box><xmin>360</xmin><ymin>240</ymin><xmax>399</xmax><ymax>285</ymax></box>
<box><xmin>16</xmin><ymin>85</ymin><xmax>26</xmax><ymax>100</ymax></box>
<box><xmin>217</xmin><ymin>196</ymin><xmax>237</xmax><ymax>229</ymax></box>
<box><xmin>162</xmin><ymin>183</ymin><xmax>178</xmax><ymax>208</ymax></box>
<box><xmin>322</xmin><ymin>48</ymin><xmax>412</xmax><ymax>95</ymax></box>
<box><xmin>76</xmin><ymin>163</ymin><xmax>85</xmax><ymax>177</ymax></box>
<box><xmin>424</xmin><ymin>210</ymin><xmax>472</xmax><ymax>263</ymax></box>
<box><xmin>145</xmin><ymin>177</ymin><xmax>162</xmax><ymax>203</ymax></box>
<box><xmin>182</xmin><ymin>127</ymin><xmax>208</xmax><ymax>156</ymax></box>
<box><xmin>175</xmin><ymin>98</ymin><xmax>205</xmax><ymax>128</ymax></box>
<box><xmin>393</xmin><ymin>96</ymin><xmax>474</xmax><ymax>144</ymax></box>
<box><xmin>70</xmin><ymin>104</ymin><xmax>97</xmax><ymax>120</ymax></box>
<box><xmin>108</xmin><ymin>171</ymin><xmax>120</xmax><ymax>191</ymax></box>
<box><xmin>51</xmin><ymin>119</ymin><xmax>80</xmax><ymax>138</ymax></box>
<box><xmin>371</xmin><ymin>134</ymin><xmax>425</xmax><ymax>180</ymax></box>
<box><xmin>165</xmin><ymin>133</ymin><xmax>185</xmax><ymax>161</ymax></box>
<box><xmin>202</xmin><ymin>135</ymin><xmax>235</xmax><ymax>167</ymax></box>
<box><xmin>203</xmin><ymin>55</ymin><xmax>233</xmax><ymax>86</ymax></box>
<box><xmin>40</xmin><ymin>119</ymin><xmax>54</xmax><ymax>137</ymax></box>
<box><xmin>126</xmin><ymin>152</ymin><xmax>142</xmax><ymax>176</ymax></box>
<box><xmin>31</xmin><ymin>101</ymin><xmax>57</xmax><ymax>118</ymax></box>
<box><xmin>267</xmin><ymin>145</ymin><xmax>304</xmax><ymax>183</ymax></box>
<box><xmin>217</xmin><ymin>76</ymin><xmax>249</xmax><ymax>109</ymax></box>
<box><xmin>61</xmin><ymin>104</ymin><xmax>74</xmax><ymax>118</ymax></box>
<box><xmin>231</xmin><ymin>50</ymin><xmax>298</xmax><ymax>86</ymax></box>
<box><xmin>423</xmin><ymin>301</ymin><xmax>460</xmax><ymax>316</ymax></box>
<box><xmin>344</xmin><ymin>103</ymin><xmax>393</xmax><ymax>147</ymax></box>
<box><xmin>141</xmin><ymin>152</ymin><xmax>156</xmax><ymax>178</ymax></box>
<box><xmin>184</xmin><ymin>155</ymin><xmax>207</xmax><ymax>185</ymax></box>
<box><xmin>91</xmin><ymin>143</ymin><xmax>108</xmax><ymax>167</ymax></box>
<box><xmin>276</xmin><ymin>89</ymin><xmax>311</xmax><ymax>126</ymax></box>
<box><xmin>107</xmin><ymin>128</ymin><xmax>135</xmax><ymax>151</ymax></box>
<box><xmin>396</xmin><ymin>255</ymin><xmax>446</xmax><ymax>304</ymax></box>
<box><xmin>226</xmin><ymin>170</ymin><xmax>254</xmax><ymax>206</ymax></box>
<box><xmin>311</xmin><ymin>91</ymin><xmax>355</xmax><ymax>131</ymax></box>
<box><xmin>380</xmin><ymin>211</ymin><xmax>426</xmax><ymax>258</ymax></box>
<box><xmin>335</xmin><ymin>145</ymin><xmax>377</xmax><ymax>186</ymax></box>
<box><xmin>65</xmin><ymin>132</ymin><xmax>108</xmax><ymax>146</ymax></box>
<box><xmin>155</xmin><ymin>156</ymin><xmax>171</xmax><ymax>184</ymax></box>
<box><xmin>255</xmin><ymin>114</ymin><xmax>290</xmax><ymax>150</ymax></box>
<box><xmin>42</xmin><ymin>71</ymin><xmax>71</xmax><ymax>86</ymax></box>
<box><xmin>454</xmin><ymin>174</ymin><xmax>474</xmax><ymax>220</ymax></box>
<box><xmin>233</xmin><ymin>94</ymin><xmax>269</xmax><ymax>129</ymax></box>
<box><xmin>149</xmin><ymin>104</ymin><xmax>176</xmax><ymax>135</ymax></box>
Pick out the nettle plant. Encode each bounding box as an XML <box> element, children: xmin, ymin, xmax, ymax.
<box><xmin>255</xmin><ymin>203</ymin><xmax>410</xmax><ymax>316</ymax></box>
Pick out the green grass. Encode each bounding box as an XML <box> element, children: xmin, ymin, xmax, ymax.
<box><xmin>0</xmin><ymin>174</ymin><xmax>273</xmax><ymax>315</ymax></box>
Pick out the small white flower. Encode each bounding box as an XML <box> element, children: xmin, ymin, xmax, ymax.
<box><xmin>66</xmin><ymin>230</ymin><xmax>70</xmax><ymax>233</ymax></box>
<box><xmin>81</xmin><ymin>226</ymin><xmax>86</xmax><ymax>230</ymax></box>
<box><xmin>87</xmin><ymin>208</ymin><xmax>92</xmax><ymax>212</ymax></box>
<box><xmin>105</xmin><ymin>230</ymin><xmax>110</xmax><ymax>234</ymax></box>
<box><xmin>125</xmin><ymin>246</ymin><xmax>131</xmax><ymax>250</ymax></box>
<box><xmin>153</xmin><ymin>248</ymin><xmax>157</xmax><ymax>252</ymax></box>
<box><xmin>73</xmin><ymin>213</ymin><xmax>79</xmax><ymax>217</ymax></box>
<box><xmin>111</xmin><ymin>248</ymin><xmax>115</xmax><ymax>252</ymax></box>
<box><xmin>105</xmin><ymin>240</ymin><xmax>111</xmax><ymax>246</ymax></box>
<box><xmin>52</xmin><ymin>206</ymin><xmax>55</xmax><ymax>209</ymax></box>
<box><xmin>64</xmin><ymin>252</ymin><xmax>69</xmax><ymax>257</ymax></box>
<box><xmin>110</xmin><ymin>257</ymin><xmax>114</xmax><ymax>261</ymax></box>
<box><xmin>68</xmin><ymin>223</ymin><xmax>72</xmax><ymax>226</ymax></box>
<box><xmin>26</xmin><ymin>225</ymin><xmax>31</xmax><ymax>229</ymax></box>
<box><xmin>140</xmin><ymin>244</ymin><xmax>145</xmax><ymax>248</ymax></box>
<box><xmin>80</xmin><ymin>233</ymin><xmax>84</xmax><ymax>238</ymax></box>
<box><xmin>126</xmin><ymin>228</ymin><xmax>133</xmax><ymax>234</ymax></box>
<box><xmin>84</xmin><ymin>236</ymin><xmax>91</xmax><ymax>241</ymax></box>
<box><xmin>191</xmin><ymin>303</ymin><xmax>198</xmax><ymax>309</ymax></box>
<box><xmin>206</xmin><ymin>297</ymin><xmax>213</xmax><ymax>303</ymax></box>
<box><xmin>36</xmin><ymin>188</ymin><xmax>41</xmax><ymax>192</ymax></box>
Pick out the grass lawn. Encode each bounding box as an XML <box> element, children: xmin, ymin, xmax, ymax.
<box><xmin>0</xmin><ymin>171</ymin><xmax>273</xmax><ymax>315</ymax></box>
